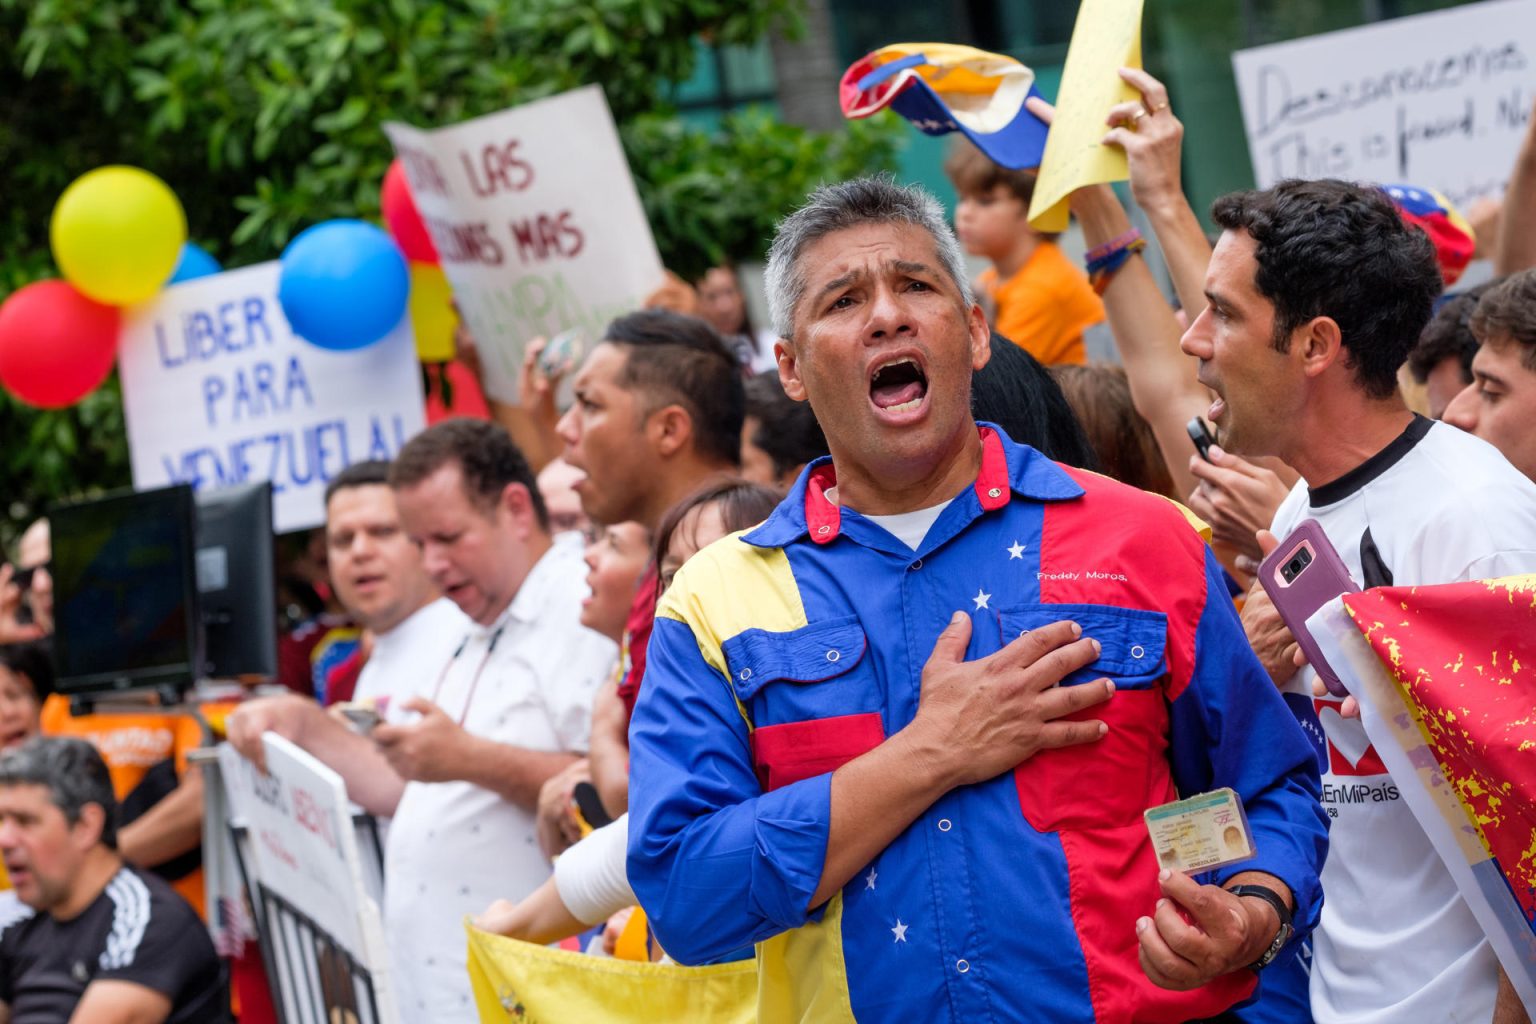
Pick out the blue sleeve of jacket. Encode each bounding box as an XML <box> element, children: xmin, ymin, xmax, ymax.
<box><xmin>1166</xmin><ymin>547</ymin><xmax>1328</xmax><ymax>942</ymax></box>
<box><xmin>626</xmin><ymin>614</ymin><xmax>832</xmax><ymax>965</ymax></box>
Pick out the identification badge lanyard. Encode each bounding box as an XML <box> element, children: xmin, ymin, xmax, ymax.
<box><xmin>428</xmin><ymin>623</ymin><xmax>506</xmax><ymax>727</ymax></box>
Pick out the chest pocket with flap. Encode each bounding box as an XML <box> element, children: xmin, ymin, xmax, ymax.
<box><xmin>999</xmin><ymin>603</ymin><xmax>1176</xmax><ymax>830</ymax></box>
<box><xmin>998</xmin><ymin>602</ymin><xmax>1169</xmax><ymax>689</ymax></box>
<box><xmin>722</xmin><ymin>616</ymin><xmax>884</xmax><ymax>793</ymax></box>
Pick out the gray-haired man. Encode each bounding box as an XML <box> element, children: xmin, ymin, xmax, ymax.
<box><xmin>0</xmin><ymin>737</ymin><xmax>228</xmax><ymax>1023</ymax></box>
<box><xmin>627</xmin><ymin>177</ymin><xmax>1325</xmax><ymax>1022</ymax></box>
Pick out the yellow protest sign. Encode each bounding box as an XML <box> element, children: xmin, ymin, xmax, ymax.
<box><xmin>466</xmin><ymin>924</ymin><xmax>758</xmax><ymax>1023</ymax></box>
<box><xmin>1028</xmin><ymin>0</ymin><xmax>1145</xmax><ymax>231</ymax></box>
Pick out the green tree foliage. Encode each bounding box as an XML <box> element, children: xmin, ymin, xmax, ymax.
<box><xmin>625</xmin><ymin>109</ymin><xmax>900</xmax><ymax>282</ymax></box>
<box><xmin>0</xmin><ymin>0</ymin><xmax>899</xmax><ymax>546</ymax></box>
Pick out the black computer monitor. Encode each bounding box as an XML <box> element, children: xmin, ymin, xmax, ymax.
<box><xmin>195</xmin><ymin>481</ymin><xmax>277</xmax><ymax>681</ymax></box>
<box><xmin>49</xmin><ymin>484</ymin><xmax>200</xmax><ymax>701</ymax></box>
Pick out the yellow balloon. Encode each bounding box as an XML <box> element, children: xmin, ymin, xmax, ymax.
<box><xmin>409</xmin><ymin>262</ymin><xmax>458</xmax><ymax>363</ymax></box>
<box><xmin>50</xmin><ymin>166</ymin><xmax>187</xmax><ymax>305</ymax></box>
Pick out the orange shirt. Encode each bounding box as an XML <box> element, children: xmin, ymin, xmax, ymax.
<box><xmin>978</xmin><ymin>240</ymin><xmax>1104</xmax><ymax>366</ymax></box>
<box><xmin>40</xmin><ymin>695</ymin><xmax>208</xmax><ymax>916</ymax></box>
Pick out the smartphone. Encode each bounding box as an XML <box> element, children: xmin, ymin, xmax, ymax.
<box><xmin>1186</xmin><ymin>416</ymin><xmax>1216</xmax><ymax>461</ymax></box>
<box><xmin>540</xmin><ymin>328</ymin><xmax>584</xmax><ymax>378</ymax></box>
<box><xmin>572</xmin><ymin>780</ymin><xmax>614</xmax><ymax>830</ymax></box>
<box><xmin>336</xmin><ymin>701</ymin><xmax>381</xmax><ymax>735</ymax></box>
<box><xmin>1257</xmin><ymin>519</ymin><xmax>1360</xmax><ymax>697</ymax></box>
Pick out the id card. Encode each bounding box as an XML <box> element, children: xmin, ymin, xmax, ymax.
<box><xmin>1144</xmin><ymin>788</ymin><xmax>1256</xmax><ymax>872</ymax></box>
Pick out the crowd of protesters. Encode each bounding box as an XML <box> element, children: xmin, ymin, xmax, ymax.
<box><xmin>0</xmin><ymin>62</ymin><xmax>1534</xmax><ymax>1024</ymax></box>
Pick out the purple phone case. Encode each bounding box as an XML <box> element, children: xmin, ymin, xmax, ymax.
<box><xmin>1257</xmin><ymin>519</ymin><xmax>1360</xmax><ymax>697</ymax></box>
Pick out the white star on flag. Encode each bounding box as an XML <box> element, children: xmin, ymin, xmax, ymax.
<box><xmin>973</xmin><ymin>588</ymin><xmax>991</xmax><ymax>611</ymax></box>
<box><xmin>892</xmin><ymin>919</ymin><xmax>909</xmax><ymax>943</ymax></box>
<box><xmin>865</xmin><ymin>868</ymin><xmax>878</xmax><ymax>890</ymax></box>
<box><xmin>1007</xmin><ymin>540</ymin><xmax>1025</xmax><ymax>560</ymax></box>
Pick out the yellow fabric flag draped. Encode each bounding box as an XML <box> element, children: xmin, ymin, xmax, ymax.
<box><xmin>466</xmin><ymin>924</ymin><xmax>757</xmax><ymax>1023</ymax></box>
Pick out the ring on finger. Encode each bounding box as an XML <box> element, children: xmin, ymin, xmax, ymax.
<box><xmin>1153</xmin><ymin>101</ymin><xmax>1169</xmax><ymax>112</ymax></box>
<box><xmin>1129</xmin><ymin>109</ymin><xmax>1148</xmax><ymax>127</ymax></box>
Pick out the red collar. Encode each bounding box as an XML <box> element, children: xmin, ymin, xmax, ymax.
<box><xmin>804</xmin><ymin>427</ymin><xmax>1012</xmax><ymax>545</ymax></box>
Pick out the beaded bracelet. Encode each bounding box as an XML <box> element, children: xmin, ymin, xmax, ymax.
<box><xmin>1086</xmin><ymin>229</ymin><xmax>1147</xmax><ymax>295</ymax></box>
<box><xmin>1085</xmin><ymin>228</ymin><xmax>1143</xmax><ymax>265</ymax></box>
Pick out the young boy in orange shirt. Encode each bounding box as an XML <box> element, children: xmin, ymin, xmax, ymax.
<box><xmin>945</xmin><ymin>140</ymin><xmax>1104</xmax><ymax>365</ymax></box>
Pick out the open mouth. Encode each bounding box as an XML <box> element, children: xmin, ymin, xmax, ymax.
<box><xmin>869</xmin><ymin>358</ymin><xmax>928</xmax><ymax>413</ymax></box>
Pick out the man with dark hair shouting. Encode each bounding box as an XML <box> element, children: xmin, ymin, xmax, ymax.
<box><xmin>0</xmin><ymin>737</ymin><xmax>228</xmax><ymax>1023</ymax></box>
<box><xmin>556</xmin><ymin>309</ymin><xmax>745</xmax><ymax>818</ymax></box>
<box><xmin>1185</xmin><ymin>180</ymin><xmax>1536</xmax><ymax>1023</ymax></box>
<box><xmin>627</xmin><ymin>177</ymin><xmax>1326</xmax><ymax>1023</ymax></box>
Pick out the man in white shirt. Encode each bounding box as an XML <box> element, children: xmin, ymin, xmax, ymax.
<box><xmin>230</xmin><ymin>428</ymin><xmax>616</xmax><ymax>1020</ymax></box>
<box><xmin>229</xmin><ymin>460</ymin><xmax>465</xmax><ymax>771</ymax></box>
<box><xmin>325</xmin><ymin>460</ymin><xmax>466</xmax><ymax>707</ymax></box>
<box><xmin>1182</xmin><ymin>178</ymin><xmax>1536</xmax><ymax>1024</ymax></box>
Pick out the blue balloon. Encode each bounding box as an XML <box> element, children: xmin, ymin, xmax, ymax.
<box><xmin>278</xmin><ymin>219</ymin><xmax>408</xmax><ymax>351</ymax></box>
<box><xmin>168</xmin><ymin>242</ymin><xmax>222</xmax><ymax>284</ymax></box>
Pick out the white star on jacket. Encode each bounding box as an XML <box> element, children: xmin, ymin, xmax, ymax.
<box><xmin>892</xmin><ymin>920</ymin><xmax>909</xmax><ymax>943</ymax></box>
<box><xmin>865</xmin><ymin>868</ymin><xmax>878</xmax><ymax>891</ymax></box>
<box><xmin>973</xmin><ymin>588</ymin><xmax>991</xmax><ymax>611</ymax></box>
<box><xmin>1007</xmin><ymin>540</ymin><xmax>1026</xmax><ymax>560</ymax></box>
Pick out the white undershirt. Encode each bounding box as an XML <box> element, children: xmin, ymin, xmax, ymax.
<box><xmin>863</xmin><ymin>499</ymin><xmax>954</xmax><ymax>551</ymax></box>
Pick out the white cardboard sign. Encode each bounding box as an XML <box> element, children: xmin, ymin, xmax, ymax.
<box><xmin>385</xmin><ymin>85</ymin><xmax>664</xmax><ymax>402</ymax></box>
<box><xmin>118</xmin><ymin>262</ymin><xmax>425</xmax><ymax>533</ymax></box>
<box><xmin>218</xmin><ymin>737</ymin><xmax>398</xmax><ymax>1022</ymax></box>
<box><xmin>1232</xmin><ymin>0</ymin><xmax>1535</xmax><ymax>206</ymax></box>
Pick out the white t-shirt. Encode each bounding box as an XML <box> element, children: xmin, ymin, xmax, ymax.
<box><xmin>383</xmin><ymin>534</ymin><xmax>618</xmax><ymax>1021</ymax></box>
<box><xmin>1271</xmin><ymin>418</ymin><xmax>1536</xmax><ymax>1024</ymax></box>
<box><xmin>553</xmin><ymin>813</ymin><xmax>634</xmax><ymax>926</ymax></box>
<box><xmin>354</xmin><ymin>597</ymin><xmax>468</xmax><ymax>709</ymax></box>
<box><xmin>863</xmin><ymin>499</ymin><xmax>955</xmax><ymax>551</ymax></box>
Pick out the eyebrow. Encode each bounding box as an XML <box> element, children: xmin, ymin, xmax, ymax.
<box><xmin>816</xmin><ymin>270</ymin><xmax>861</xmax><ymax>301</ymax></box>
<box><xmin>815</xmin><ymin>260</ymin><xmax>940</xmax><ymax>301</ymax></box>
<box><xmin>1204</xmin><ymin>290</ymin><xmax>1236</xmax><ymax>315</ymax></box>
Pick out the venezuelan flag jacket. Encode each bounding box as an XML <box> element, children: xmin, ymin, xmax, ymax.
<box><xmin>628</xmin><ymin>427</ymin><xmax>1327</xmax><ymax>1023</ymax></box>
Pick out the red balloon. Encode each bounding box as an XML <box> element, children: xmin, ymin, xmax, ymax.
<box><xmin>0</xmin><ymin>279</ymin><xmax>121</xmax><ymax>408</ymax></box>
<box><xmin>381</xmin><ymin>159</ymin><xmax>440</xmax><ymax>264</ymax></box>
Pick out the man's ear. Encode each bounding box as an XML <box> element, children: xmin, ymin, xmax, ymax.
<box><xmin>647</xmin><ymin>404</ymin><xmax>695</xmax><ymax>459</ymax></box>
<box><xmin>1299</xmin><ymin>316</ymin><xmax>1345</xmax><ymax>379</ymax></box>
<box><xmin>776</xmin><ymin>338</ymin><xmax>808</xmax><ymax>402</ymax></box>
<box><xmin>73</xmin><ymin>803</ymin><xmax>106</xmax><ymax>853</ymax></box>
<box><xmin>968</xmin><ymin>305</ymin><xmax>992</xmax><ymax>372</ymax></box>
<box><xmin>498</xmin><ymin>481</ymin><xmax>539</xmax><ymax>539</ymax></box>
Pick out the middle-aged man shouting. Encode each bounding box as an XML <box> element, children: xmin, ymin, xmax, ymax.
<box><xmin>627</xmin><ymin>177</ymin><xmax>1327</xmax><ymax>1023</ymax></box>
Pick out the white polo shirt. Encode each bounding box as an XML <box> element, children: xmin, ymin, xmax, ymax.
<box><xmin>1272</xmin><ymin>418</ymin><xmax>1536</xmax><ymax>1024</ymax></box>
<box><xmin>382</xmin><ymin>533</ymin><xmax>617</xmax><ymax>1021</ymax></box>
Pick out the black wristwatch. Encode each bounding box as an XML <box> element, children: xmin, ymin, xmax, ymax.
<box><xmin>1227</xmin><ymin>884</ymin><xmax>1294</xmax><ymax>971</ymax></box>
